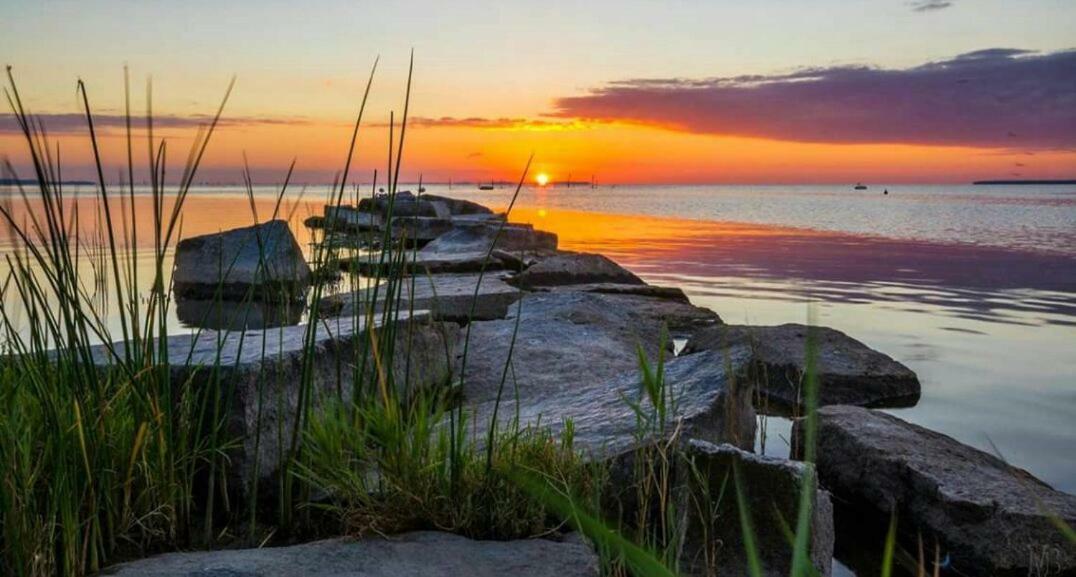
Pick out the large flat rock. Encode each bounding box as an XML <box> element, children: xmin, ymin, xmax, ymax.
<box><xmin>456</xmin><ymin>291</ymin><xmax>722</xmax><ymax>409</ymax></box>
<box><xmin>798</xmin><ymin>405</ymin><xmax>1076</xmax><ymax>576</ymax></box>
<box><xmin>173</xmin><ymin>220</ymin><xmax>311</xmax><ymax>301</ymax></box>
<box><xmin>463</xmin><ymin>348</ymin><xmax>757</xmax><ymax>462</ymax></box>
<box><xmin>509</xmin><ymin>252</ymin><xmax>644</xmax><ymax>289</ymax></box>
<box><xmin>686</xmin><ymin>324</ymin><xmax>919</xmax><ymax>412</ymax></box>
<box><xmin>103</xmin><ymin>531</ymin><xmax>598</xmax><ymax>577</ymax></box>
<box><xmin>534</xmin><ymin>282</ymin><xmax>690</xmax><ymax>302</ymax></box>
<box><xmin>322</xmin><ymin>272</ymin><xmax>523</xmax><ymax>322</ymax></box>
<box><xmin>92</xmin><ymin>313</ymin><xmax>457</xmax><ymax>497</ymax></box>
<box><xmin>678</xmin><ymin>440</ymin><xmax>833</xmax><ymax>577</ymax></box>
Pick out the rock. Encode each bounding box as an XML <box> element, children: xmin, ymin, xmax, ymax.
<box><xmin>103</xmin><ymin>531</ymin><xmax>599</xmax><ymax>577</ymax></box>
<box><xmin>422</xmin><ymin>193</ymin><xmax>496</xmax><ymax>216</ymax></box>
<box><xmin>798</xmin><ymin>405</ymin><xmax>1076</xmax><ymax>576</ymax></box>
<box><xmin>344</xmin><ymin>222</ymin><xmax>558</xmax><ymax>276</ymax></box>
<box><xmin>463</xmin><ymin>347</ymin><xmax>757</xmax><ymax>462</ymax></box>
<box><xmin>510</xmin><ymin>252</ymin><xmax>644</xmax><ymax>289</ymax></box>
<box><xmin>358</xmin><ymin>192</ymin><xmax>494</xmax><ymax>218</ymax></box>
<box><xmin>536</xmin><ymin>282</ymin><xmax>690</xmax><ymax>302</ymax></box>
<box><xmin>422</xmin><ymin>221</ymin><xmax>557</xmax><ymax>255</ymax></box>
<box><xmin>388</xmin><ymin>216</ymin><xmax>456</xmax><ymax>243</ymax></box>
<box><xmin>92</xmin><ymin>313</ymin><xmax>457</xmax><ymax>498</ymax></box>
<box><xmin>321</xmin><ymin>205</ymin><xmax>382</xmax><ymax>232</ymax></box>
<box><xmin>456</xmin><ymin>291</ymin><xmax>722</xmax><ymax>410</ymax></box>
<box><xmin>173</xmin><ymin>220</ymin><xmax>311</xmax><ymax>301</ymax></box>
<box><xmin>677</xmin><ymin>440</ymin><xmax>833</xmax><ymax>577</ymax></box>
<box><xmin>321</xmin><ymin>272</ymin><xmax>523</xmax><ymax>322</ymax></box>
<box><xmin>685</xmin><ymin>324</ymin><xmax>919</xmax><ymax>412</ymax></box>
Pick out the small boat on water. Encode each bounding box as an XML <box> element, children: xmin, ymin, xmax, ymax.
<box><xmin>854</xmin><ymin>182</ymin><xmax>868</xmax><ymax>190</ymax></box>
<box><xmin>478</xmin><ymin>179</ymin><xmax>495</xmax><ymax>191</ymax></box>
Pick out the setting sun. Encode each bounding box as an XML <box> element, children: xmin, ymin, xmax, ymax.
<box><xmin>535</xmin><ymin>173</ymin><xmax>550</xmax><ymax>186</ymax></box>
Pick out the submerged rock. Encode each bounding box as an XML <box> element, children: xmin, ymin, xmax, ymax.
<box><xmin>104</xmin><ymin>531</ymin><xmax>599</xmax><ymax>577</ymax></box>
<box><xmin>509</xmin><ymin>251</ymin><xmax>644</xmax><ymax>289</ymax></box>
<box><xmin>678</xmin><ymin>440</ymin><xmax>834</xmax><ymax>577</ymax></box>
<box><xmin>175</xmin><ymin>296</ymin><xmax>304</xmax><ymax>331</ymax></box>
<box><xmin>321</xmin><ymin>272</ymin><xmax>523</xmax><ymax>322</ymax></box>
<box><xmin>173</xmin><ymin>220</ymin><xmax>311</xmax><ymax>301</ymax></box>
<box><xmin>798</xmin><ymin>405</ymin><xmax>1076</xmax><ymax>576</ymax></box>
<box><xmin>686</xmin><ymin>324</ymin><xmax>919</xmax><ymax>412</ymax></box>
<box><xmin>92</xmin><ymin>313</ymin><xmax>457</xmax><ymax>498</ymax></box>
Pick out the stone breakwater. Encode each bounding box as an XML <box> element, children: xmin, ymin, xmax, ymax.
<box><xmin>116</xmin><ymin>192</ymin><xmax>1072</xmax><ymax>576</ymax></box>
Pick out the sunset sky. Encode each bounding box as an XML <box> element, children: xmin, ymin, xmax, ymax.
<box><xmin>2</xmin><ymin>0</ymin><xmax>1074</xmax><ymax>184</ymax></box>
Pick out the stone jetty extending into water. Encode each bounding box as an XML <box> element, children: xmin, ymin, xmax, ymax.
<box><xmin>113</xmin><ymin>191</ymin><xmax>1074</xmax><ymax>576</ymax></box>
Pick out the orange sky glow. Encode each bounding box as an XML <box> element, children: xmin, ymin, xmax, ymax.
<box><xmin>2</xmin><ymin>118</ymin><xmax>1072</xmax><ymax>185</ymax></box>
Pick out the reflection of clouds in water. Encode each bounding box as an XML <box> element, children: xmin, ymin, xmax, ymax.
<box><xmin>576</xmin><ymin>227</ymin><xmax>1076</xmax><ymax>327</ymax></box>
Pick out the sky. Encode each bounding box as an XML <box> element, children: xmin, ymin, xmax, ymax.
<box><xmin>1</xmin><ymin>0</ymin><xmax>1074</xmax><ymax>184</ymax></box>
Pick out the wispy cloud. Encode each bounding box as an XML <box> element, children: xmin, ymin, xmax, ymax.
<box><xmin>549</xmin><ymin>48</ymin><xmax>1076</xmax><ymax>149</ymax></box>
<box><xmin>383</xmin><ymin>116</ymin><xmax>591</xmax><ymax>131</ymax></box>
<box><xmin>0</xmin><ymin>113</ymin><xmax>313</xmax><ymax>135</ymax></box>
<box><xmin>909</xmin><ymin>0</ymin><xmax>953</xmax><ymax>12</ymax></box>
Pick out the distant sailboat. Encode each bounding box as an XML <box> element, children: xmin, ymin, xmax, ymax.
<box><xmin>854</xmin><ymin>182</ymin><xmax>868</xmax><ymax>190</ymax></box>
<box><xmin>478</xmin><ymin>178</ymin><xmax>494</xmax><ymax>191</ymax></box>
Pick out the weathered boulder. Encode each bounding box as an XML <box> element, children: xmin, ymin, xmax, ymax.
<box><xmin>463</xmin><ymin>347</ymin><xmax>757</xmax><ymax>461</ymax></box>
<box><xmin>92</xmin><ymin>313</ymin><xmax>457</xmax><ymax>498</ymax></box>
<box><xmin>103</xmin><ymin>531</ymin><xmax>599</xmax><ymax>577</ymax></box>
<box><xmin>509</xmin><ymin>252</ymin><xmax>644</xmax><ymax>289</ymax></box>
<box><xmin>456</xmin><ymin>291</ymin><xmax>722</xmax><ymax>409</ymax></box>
<box><xmin>173</xmin><ymin>220</ymin><xmax>311</xmax><ymax>301</ymax></box>
<box><xmin>423</xmin><ymin>193</ymin><xmax>496</xmax><ymax>216</ymax></box>
<box><xmin>677</xmin><ymin>440</ymin><xmax>833</xmax><ymax>577</ymax></box>
<box><xmin>423</xmin><ymin>221</ymin><xmax>558</xmax><ymax>256</ymax></box>
<box><xmin>358</xmin><ymin>192</ymin><xmax>494</xmax><ymax>218</ymax></box>
<box><xmin>321</xmin><ymin>204</ymin><xmax>382</xmax><ymax>232</ymax></box>
<box><xmin>686</xmin><ymin>324</ymin><xmax>919</xmax><ymax>412</ymax></box>
<box><xmin>798</xmin><ymin>405</ymin><xmax>1076</xmax><ymax>576</ymax></box>
<box><xmin>343</xmin><ymin>221</ymin><xmax>558</xmax><ymax>276</ymax></box>
<box><xmin>388</xmin><ymin>215</ymin><xmax>456</xmax><ymax>243</ymax></box>
<box><xmin>321</xmin><ymin>272</ymin><xmax>523</xmax><ymax>322</ymax></box>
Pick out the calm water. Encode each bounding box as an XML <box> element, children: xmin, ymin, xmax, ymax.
<box><xmin>454</xmin><ymin>185</ymin><xmax>1076</xmax><ymax>486</ymax></box>
<box><xmin>3</xmin><ymin>183</ymin><xmax>1074</xmax><ymax>571</ymax></box>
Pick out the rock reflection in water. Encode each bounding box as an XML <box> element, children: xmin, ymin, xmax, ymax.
<box><xmin>175</xmin><ymin>296</ymin><xmax>306</xmax><ymax>331</ymax></box>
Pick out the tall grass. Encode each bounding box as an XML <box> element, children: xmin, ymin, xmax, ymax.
<box><xmin>0</xmin><ymin>65</ymin><xmax>235</xmax><ymax>575</ymax></box>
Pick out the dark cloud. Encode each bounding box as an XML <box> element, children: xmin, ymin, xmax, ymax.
<box><xmin>909</xmin><ymin>0</ymin><xmax>953</xmax><ymax>12</ymax></box>
<box><xmin>0</xmin><ymin>112</ymin><xmax>312</xmax><ymax>135</ymax></box>
<box><xmin>549</xmin><ymin>48</ymin><xmax>1076</xmax><ymax>149</ymax></box>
